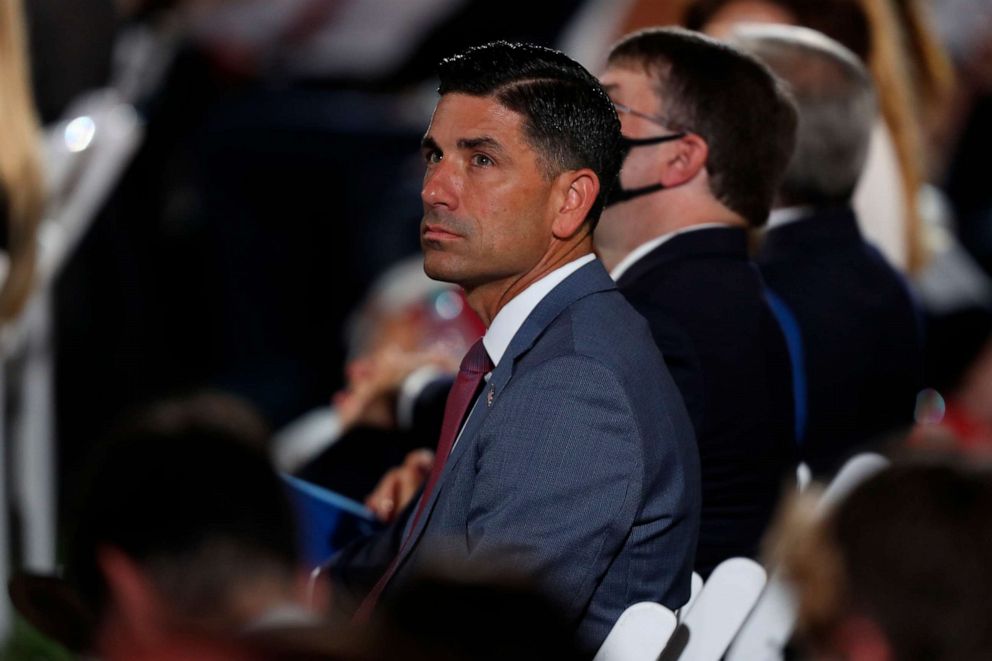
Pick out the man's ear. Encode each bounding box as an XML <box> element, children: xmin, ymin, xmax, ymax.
<box><xmin>552</xmin><ymin>169</ymin><xmax>599</xmax><ymax>239</ymax></box>
<box><xmin>97</xmin><ymin>545</ymin><xmax>167</xmax><ymax>644</ymax></box>
<box><xmin>659</xmin><ymin>134</ymin><xmax>708</xmax><ymax>188</ymax></box>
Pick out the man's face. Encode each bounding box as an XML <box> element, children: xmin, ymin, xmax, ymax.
<box><xmin>601</xmin><ymin>64</ymin><xmax>677</xmax><ymax>191</ymax></box>
<box><xmin>420</xmin><ymin>93</ymin><xmax>557</xmax><ymax>292</ymax></box>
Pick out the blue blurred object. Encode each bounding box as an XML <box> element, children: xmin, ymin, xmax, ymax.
<box><xmin>281</xmin><ymin>473</ymin><xmax>380</xmax><ymax>568</ymax></box>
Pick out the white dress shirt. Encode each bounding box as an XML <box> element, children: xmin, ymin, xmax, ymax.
<box><xmin>445</xmin><ymin>252</ymin><xmax>595</xmax><ymax>453</ymax></box>
<box><xmin>766</xmin><ymin>206</ymin><xmax>814</xmax><ymax>230</ymax></box>
<box><xmin>483</xmin><ymin>253</ymin><xmax>596</xmax><ymax>367</ymax></box>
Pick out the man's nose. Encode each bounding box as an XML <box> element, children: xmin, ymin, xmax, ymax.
<box><xmin>421</xmin><ymin>161</ymin><xmax>459</xmax><ymax>209</ymax></box>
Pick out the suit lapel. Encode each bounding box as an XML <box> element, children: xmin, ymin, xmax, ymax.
<box><xmin>394</xmin><ymin>260</ymin><xmax>616</xmax><ymax>563</ymax></box>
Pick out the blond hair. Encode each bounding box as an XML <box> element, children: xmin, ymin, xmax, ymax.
<box><xmin>0</xmin><ymin>0</ymin><xmax>42</xmax><ymax>323</ymax></box>
<box><xmin>860</xmin><ymin>0</ymin><xmax>954</xmax><ymax>271</ymax></box>
<box><xmin>764</xmin><ymin>487</ymin><xmax>848</xmax><ymax>646</ymax></box>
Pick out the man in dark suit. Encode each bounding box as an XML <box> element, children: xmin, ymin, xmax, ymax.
<box><xmin>733</xmin><ymin>25</ymin><xmax>924</xmax><ymax>476</ymax></box>
<box><xmin>596</xmin><ymin>28</ymin><xmax>798</xmax><ymax>576</ymax></box>
<box><xmin>329</xmin><ymin>41</ymin><xmax>700</xmax><ymax>652</ymax></box>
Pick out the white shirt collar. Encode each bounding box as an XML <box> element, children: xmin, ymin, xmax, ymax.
<box><xmin>483</xmin><ymin>253</ymin><xmax>596</xmax><ymax>367</ymax></box>
<box><xmin>609</xmin><ymin>223</ymin><xmax>732</xmax><ymax>281</ymax></box>
<box><xmin>767</xmin><ymin>206</ymin><xmax>814</xmax><ymax>229</ymax></box>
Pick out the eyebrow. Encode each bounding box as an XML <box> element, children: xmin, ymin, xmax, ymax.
<box><xmin>420</xmin><ymin>135</ymin><xmax>506</xmax><ymax>154</ymax></box>
<box><xmin>457</xmin><ymin>136</ymin><xmax>504</xmax><ymax>154</ymax></box>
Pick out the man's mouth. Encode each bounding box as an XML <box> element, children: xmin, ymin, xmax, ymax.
<box><xmin>422</xmin><ymin>223</ymin><xmax>462</xmax><ymax>241</ymax></box>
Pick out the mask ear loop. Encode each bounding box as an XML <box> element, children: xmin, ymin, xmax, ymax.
<box><xmin>621</xmin><ymin>132</ymin><xmax>686</xmax><ymax>148</ymax></box>
<box><xmin>605</xmin><ymin>133</ymin><xmax>688</xmax><ymax>207</ymax></box>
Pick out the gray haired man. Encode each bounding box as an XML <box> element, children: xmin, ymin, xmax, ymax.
<box><xmin>734</xmin><ymin>24</ymin><xmax>924</xmax><ymax>477</ymax></box>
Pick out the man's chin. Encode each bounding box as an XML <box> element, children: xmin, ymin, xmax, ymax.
<box><xmin>422</xmin><ymin>253</ymin><xmax>461</xmax><ymax>284</ymax></box>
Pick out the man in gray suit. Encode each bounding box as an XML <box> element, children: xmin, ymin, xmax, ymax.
<box><xmin>329</xmin><ymin>41</ymin><xmax>700</xmax><ymax>652</ymax></box>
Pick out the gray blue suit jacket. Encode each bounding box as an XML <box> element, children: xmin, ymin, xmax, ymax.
<box><xmin>333</xmin><ymin>259</ymin><xmax>700</xmax><ymax>651</ymax></box>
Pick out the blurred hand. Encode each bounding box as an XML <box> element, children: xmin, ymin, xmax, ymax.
<box><xmin>364</xmin><ymin>449</ymin><xmax>434</xmax><ymax>522</ymax></box>
<box><xmin>334</xmin><ymin>346</ymin><xmax>456</xmax><ymax>433</ymax></box>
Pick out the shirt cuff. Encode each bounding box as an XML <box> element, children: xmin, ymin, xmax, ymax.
<box><xmin>397</xmin><ymin>365</ymin><xmax>447</xmax><ymax>430</ymax></box>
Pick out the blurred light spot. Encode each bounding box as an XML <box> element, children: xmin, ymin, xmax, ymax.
<box><xmin>434</xmin><ymin>290</ymin><xmax>463</xmax><ymax>320</ymax></box>
<box><xmin>64</xmin><ymin>116</ymin><xmax>96</xmax><ymax>152</ymax></box>
<box><xmin>915</xmin><ymin>388</ymin><xmax>946</xmax><ymax>424</ymax></box>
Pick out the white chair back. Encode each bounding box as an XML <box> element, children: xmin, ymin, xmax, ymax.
<box><xmin>723</xmin><ymin>571</ymin><xmax>796</xmax><ymax>661</ymax></box>
<box><xmin>681</xmin><ymin>571</ymin><xmax>703</xmax><ymax>617</ymax></box>
<box><xmin>818</xmin><ymin>452</ymin><xmax>889</xmax><ymax>511</ymax></box>
<box><xmin>725</xmin><ymin>453</ymin><xmax>891</xmax><ymax>660</ymax></box>
<box><xmin>593</xmin><ymin>602</ymin><xmax>678</xmax><ymax>661</ymax></box>
<box><xmin>796</xmin><ymin>462</ymin><xmax>812</xmax><ymax>491</ymax></box>
<box><xmin>673</xmin><ymin>557</ymin><xmax>766</xmax><ymax>661</ymax></box>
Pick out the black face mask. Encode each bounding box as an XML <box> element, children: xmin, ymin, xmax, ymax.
<box><xmin>606</xmin><ymin>132</ymin><xmax>686</xmax><ymax>207</ymax></box>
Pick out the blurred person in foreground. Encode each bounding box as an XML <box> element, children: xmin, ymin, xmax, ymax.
<box><xmin>329</xmin><ymin>40</ymin><xmax>699</xmax><ymax>653</ymax></box>
<box><xmin>352</xmin><ymin>571</ymin><xmax>584</xmax><ymax>660</ymax></box>
<box><xmin>770</xmin><ymin>457</ymin><xmax>992</xmax><ymax>660</ymax></box>
<box><xmin>12</xmin><ymin>394</ymin><xmax>329</xmax><ymax>659</ymax></box>
<box><xmin>596</xmin><ymin>27</ymin><xmax>798</xmax><ymax>576</ymax></box>
<box><xmin>732</xmin><ymin>24</ymin><xmax>924</xmax><ymax>477</ymax></box>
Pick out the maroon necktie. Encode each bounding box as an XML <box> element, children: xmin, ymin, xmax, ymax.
<box><xmin>354</xmin><ymin>339</ymin><xmax>493</xmax><ymax>621</ymax></box>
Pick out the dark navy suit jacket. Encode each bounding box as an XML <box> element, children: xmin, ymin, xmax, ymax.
<box><xmin>331</xmin><ymin>259</ymin><xmax>700</xmax><ymax>652</ymax></box>
<box><xmin>616</xmin><ymin>227</ymin><xmax>796</xmax><ymax>576</ymax></box>
<box><xmin>756</xmin><ymin>207</ymin><xmax>923</xmax><ymax>476</ymax></box>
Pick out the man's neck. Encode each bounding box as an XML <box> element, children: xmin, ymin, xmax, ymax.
<box><xmin>597</xmin><ymin>243</ymin><xmax>628</xmax><ymax>274</ymax></box>
<box><xmin>480</xmin><ymin>252</ymin><xmax>596</xmax><ymax>367</ymax></box>
<box><xmin>467</xmin><ymin>237</ymin><xmax>593</xmax><ymax>326</ymax></box>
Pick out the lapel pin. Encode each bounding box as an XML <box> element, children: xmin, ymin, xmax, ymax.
<box><xmin>487</xmin><ymin>385</ymin><xmax>495</xmax><ymax>407</ymax></box>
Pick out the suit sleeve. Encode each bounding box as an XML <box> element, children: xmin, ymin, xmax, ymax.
<box><xmin>325</xmin><ymin>495</ymin><xmax>416</xmax><ymax>615</ymax></box>
<box><xmin>463</xmin><ymin>355</ymin><xmax>642</xmax><ymax>621</ymax></box>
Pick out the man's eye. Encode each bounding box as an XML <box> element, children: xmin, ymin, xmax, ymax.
<box><xmin>425</xmin><ymin>150</ymin><xmax>442</xmax><ymax>164</ymax></box>
<box><xmin>471</xmin><ymin>154</ymin><xmax>493</xmax><ymax>167</ymax></box>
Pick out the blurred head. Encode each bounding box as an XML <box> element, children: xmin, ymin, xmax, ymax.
<box><xmin>367</xmin><ymin>571</ymin><xmax>583</xmax><ymax>660</ymax></box>
<box><xmin>346</xmin><ymin>256</ymin><xmax>484</xmax><ymax>363</ymax></box>
<box><xmin>67</xmin><ymin>394</ymin><xmax>307</xmax><ymax>652</ymax></box>
<box><xmin>420</xmin><ymin>42</ymin><xmax>620</xmax><ymax>315</ymax></box>
<box><xmin>683</xmin><ymin>0</ymin><xmax>871</xmax><ymax>61</ymax></box>
<box><xmin>602</xmin><ymin>27</ymin><xmax>796</xmax><ymax>228</ymax></box>
<box><xmin>771</xmin><ymin>459</ymin><xmax>992</xmax><ymax>660</ymax></box>
<box><xmin>732</xmin><ymin>24</ymin><xmax>876</xmax><ymax>207</ymax></box>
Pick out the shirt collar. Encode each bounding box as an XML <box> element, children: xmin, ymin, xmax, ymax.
<box><xmin>767</xmin><ymin>206</ymin><xmax>814</xmax><ymax>229</ymax></box>
<box><xmin>609</xmin><ymin>223</ymin><xmax>731</xmax><ymax>281</ymax></box>
<box><xmin>483</xmin><ymin>253</ymin><xmax>596</xmax><ymax>367</ymax></box>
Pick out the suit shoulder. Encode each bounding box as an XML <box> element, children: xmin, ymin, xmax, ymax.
<box><xmin>567</xmin><ymin>288</ymin><xmax>664</xmax><ymax>363</ymax></box>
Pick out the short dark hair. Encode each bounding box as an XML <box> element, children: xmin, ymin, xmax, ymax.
<box><xmin>67</xmin><ymin>395</ymin><xmax>298</xmax><ymax>630</ymax></box>
<box><xmin>437</xmin><ymin>41</ymin><xmax>623</xmax><ymax>229</ymax></box>
<box><xmin>608</xmin><ymin>27</ymin><xmax>797</xmax><ymax>227</ymax></box>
